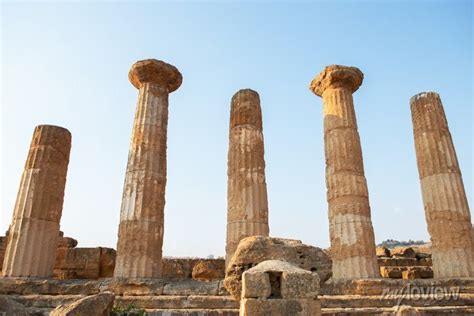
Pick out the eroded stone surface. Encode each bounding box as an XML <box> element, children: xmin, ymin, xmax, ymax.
<box><xmin>242</xmin><ymin>260</ymin><xmax>319</xmax><ymax>300</ymax></box>
<box><xmin>192</xmin><ymin>260</ymin><xmax>225</xmax><ymax>280</ymax></box>
<box><xmin>241</xmin><ymin>271</ymin><xmax>271</xmax><ymax>299</ymax></box>
<box><xmin>50</xmin><ymin>292</ymin><xmax>114</xmax><ymax>316</ymax></box>
<box><xmin>320</xmin><ymin>277</ymin><xmax>474</xmax><ymax>296</ymax></box>
<box><xmin>309</xmin><ymin>65</ymin><xmax>378</xmax><ymax>279</ymax></box>
<box><xmin>163</xmin><ymin>258</ymin><xmax>225</xmax><ymax>279</ymax></box>
<box><xmin>410</xmin><ymin>92</ymin><xmax>474</xmax><ymax>278</ymax></box>
<box><xmin>394</xmin><ymin>305</ymin><xmax>421</xmax><ymax>316</ymax></box>
<box><xmin>309</xmin><ymin>64</ymin><xmax>363</xmax><ymax>96</ymax></box>
<box><xmin>128</xmin><ymin>58</ymin><xmax>182</xmax><ymax>92</ymax></box>
<box><xmin>376</xmin><ymin>246</ymin><xmax>391</xmax><ymax>257</ymax></box>
<box><xmin>114</xmin><ymin>59</ymin><xmax>181</xmax><ymax>278</ymax></box>
<box><xmin>240</xmin><ymin>298</ymin><xmax>321</xmax><ymax>316</ymax></box>
<box><xmin>57</xmin><ymin>237</ymin><xmax>78</xmax><ymax>249</ymax></box>
<box><xmin>226</xmin><ymin>89</ymin><xmax>269</xmax><ymax>266</ymax></box>
<box><xmin>240</xmin><ymin>261</ymin><xmax>321</xmax><ymax>315</ymax></box>
<box><xmin>1</xmin><ymin>277</ymin><xmax>474</xmax><ymax>314</ymax></box>
<box><xmin>0</xmin><ymin>295</ymin><xmax>28</xmax><ymax>316</ymax></box>
<box><xmin>2</xmin><ymin>125</ymin><xmax>71</xmax><ymax>277</ymax></box>
<box><xmin>379</xmin><ymin>266</ymin><xmax>433</xmax><ymax>279</ymax></box>
<box><xmin>54</xmin><ymin>247</ymin><xmax>116</xmax><ymax>279</ymax></box>
<box><xmin>391</xmin><ymin>247</ymin><xmax>416</xmax><ymax>259</ymax></box>
<box><xmin>224</xmin><ymin>236</ymin><xmax>331</xmax><ymax>300</ymax></box>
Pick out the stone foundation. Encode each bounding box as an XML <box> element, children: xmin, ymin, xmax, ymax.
<box><xmin>377</xmin><ymin>246</ymin><xmax>433</xmax><ymax>280</ymax></box>
<box><xmin>1</xmin><ymin>277</ymin><xmax>473</xmax><ymax>315</ymax></box>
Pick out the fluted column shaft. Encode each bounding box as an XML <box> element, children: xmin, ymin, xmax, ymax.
<box><xmin>3</xmin><ymin>125</ymin><xmax>71</xmax><ymax>277</ymax></box>
<box><xmin>310</xmin><ymin>65</ymin><xmax>378</xmax><ymax>279</ymax></box>
<box><xmin>226</xmin><ymin>89</ymin><xmax>269</xmax><ymax>265</ymax></box>
<box><xmin>411</xmin><ymin>92</ymin><xmax>473</xmax><ymax>278</ymax></box>
<box><xmin>114</xmin><ymin>59</ymin><xmax>182</xmax><ymax>278</ymax></box>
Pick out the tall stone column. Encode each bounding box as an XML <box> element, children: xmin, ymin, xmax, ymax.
<box><xmin>309</xmin><ymin>65</ymin><xmax>378</xmax><ymax>279</ymax></box>
<box><xmin>410</xmin><ymin>92</ymin><xmax>473</xmax><ymax>277</ymax></box>
<box><xmin>114</xmin><ymin>59</ymin><xmax>182</xmax><ymax>278</ymax></box>
<box><xmin>226</xmin><ymin>89</ymin><xmax>269</xmax><ymax>265</ymax></box>
<box><xmin>2</xmin><ymin>125</ymin><xmax>71</xmax><ymax>277</ymax></box>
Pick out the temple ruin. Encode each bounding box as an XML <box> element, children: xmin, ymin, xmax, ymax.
<box><xmin>0</xmin><ymin>60</ymin><xmax>473</xmax><ymax>315</ymax></box>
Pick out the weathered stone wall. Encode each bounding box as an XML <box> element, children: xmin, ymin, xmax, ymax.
<box><xmin>376</xmin><ymin>246</ymin><xmax>433</xmax><ymax>279</ymax></box>
<box><xmin>2</xmin><ymin>223</ymin><xmax>222</xmax><ymax>281</ymax></box>
<box><xmin>163</xmin><ymin>258</ymin><xmax>225</xmax><ymax>279</ymax></box>
<box><xmin>54</xmin><ymin>247</ymin><xmax>116</xmax><ymax>279</ymax></box>
<box><xmin>1</xmin><ymin>233</ymin><xmax>225</xmax><ymax>280</ymax></box>
<box><xmin>1</xmin><ymin>236</ymin><xmax>436</xmax><ymax>282</ymax></box>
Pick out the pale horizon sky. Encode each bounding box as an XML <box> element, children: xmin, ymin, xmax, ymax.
<box><xmin>1</xmin><ymin>1</ymin><xmax>472</xmax><ymax>257</ymax></box>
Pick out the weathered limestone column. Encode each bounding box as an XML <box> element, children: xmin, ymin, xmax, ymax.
<box><xmin>114</xmin><ymin>59</ymin><xmax>182</xmax><ymax>278</ymax></box>
<box><xmin>2</xmin><ymin>125</ymin><xmax>71</xmax><ymax>277</ymax></box>
<box><xmin>410</xmin><ymin>92</ymin><xmax>474</xmax><ymax>277</ymax></box>
<box><xmin>226</xmin><ymin>89</ymin><xmax>269</xmax><ymax>265</ymax></box>
<box><xmin>309</xmin><ymin>65</ymin><xmax>378</xmax><ymax>279</ymax></box>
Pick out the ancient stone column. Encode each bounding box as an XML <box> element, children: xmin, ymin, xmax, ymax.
<box><xmin>309</xmin><ymin>65</ymin><xmax>378</xmax><ymax>279</ymax></box>
<box><xmin>410</xmin><ymin>92</ymin><xmax>474</xmax><ymax>278</ymax></box>
<box><xmin>2</xmin><ymin>125</ymin><xmax>71</xmax><ymax>277</ymax></box>
<box><xmin>226</xmin><ymin>89</ymin><xmax>269</xmax><ymax>265</ymax></box>
<box><xmin>114</xmin><ymin>59</ymin><xmax>182</xmax><ymax>278</ymax></box>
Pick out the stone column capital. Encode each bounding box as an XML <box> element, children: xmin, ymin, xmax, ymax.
<box><xmin>128</xmin><ymin>59</ymin><xmax>182</xmax><ymax>92</ymax></box>
<box><xmin>309</xmin><ymin>65</ymin><xmax>363</xmax><ymax>97</ymax></box>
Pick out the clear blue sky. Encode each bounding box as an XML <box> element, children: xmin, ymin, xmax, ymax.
<box><xmin>1</xmin><ymin>1</ymin><xmax>472</xmax><ymax>257</ymax></box>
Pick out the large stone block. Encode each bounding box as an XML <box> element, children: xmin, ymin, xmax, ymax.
<box><xmin>391</xmin><ymin>247</ymin><xmax>416</xmax><ymax>258</ymax></box>
<box><xmin>0</xmin><ymin>296</ymin><xmax>28</xmax><ymax>316</ymax></box>
<box><xmin>242</xmin><ymin>260</ymin><xmax>319</xmax><ymax>299</ymax></box>
<box><xmin>402</xmin><ymin>267</ymin><xmax>434</xmax><ymax>280</ymax></box>
<box><xmin>376</xmin><ymin>246</ymin><xmax>391</xmax><ymax>257</ymax></box>
<box><xmin>225</xmin><ymin>236</ymin><xmax>331</xmax><ymax>300</ymax></box>
<box><xmin>240</xmin><ymin>260</ymin><xmax>321</xmax><ymax>315</ymax></box>
<box><xmin>192</xmin><ymin>259</ymin><xmax>225</xmax><ymax>280</ymax></box>
<box><xmin>240</xmin><ymin>298</ymin><xmax>321</xmax><ymax>316</ymax></box>
<box><xmin>162</xmin><ymin>258</ymin><xmax>195</xmax><ymax>278</ymax></box>
<box><xmin>54</xmin><ymin>247</ymin><xmax>116</xmax><ymax>279</ymax></box>
<box><xmin>50</xmin><ymin>292</ymin><xmax>114</xmax><ymax>316</ymax></box>
<box><xmin>57</xmin><ymin>237</ymin><xmax>78</xmax><ymax>249</ymax></box>
<box><xmin>162</xmin><ymin>258</ymin><xmax>225</xmax><ymax>279</ymax></box>
<box><xmin>379</xmin><ymin>266</ymin><xmax>403</xmax><ymax>279</ymax></box>
<box><xmin>241</xmin><ymin>272</ymin><xmax>271</xmax><ymax>299</ymax></box>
